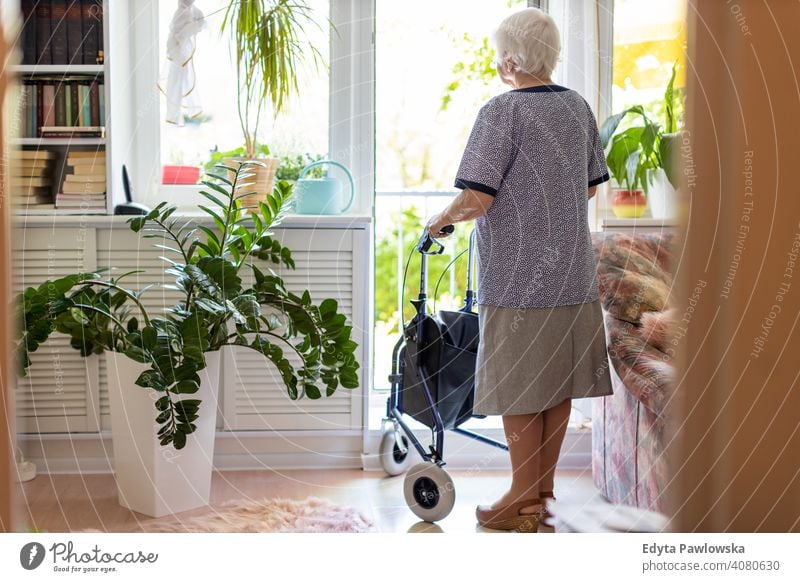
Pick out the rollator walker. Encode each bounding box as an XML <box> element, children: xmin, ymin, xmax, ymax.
<box><xmin>381</xmin><ymin>226</ymin><xmax>509</xmax><ymax>522</ymax></box>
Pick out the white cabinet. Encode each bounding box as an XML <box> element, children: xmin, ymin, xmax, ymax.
<box><xmin>13</xmin><ymin>223</ymin><xmax>368</xmax><ymax>436</ymax></box>
<box><xmin>13</xmin><ymin>228</ymin><xmax>99</xmax><ymax>433</ymax></box>
<box><xmin>221</xmin><ymin>228</ymin><xmax>365</xmax><ymax>431</ymax></box>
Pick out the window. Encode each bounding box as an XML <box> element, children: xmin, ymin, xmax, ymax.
<box><xmin>612</xmin><ymin>0</ymin><xmax>686</xmax><ymax>113</ymax></box>
<box><xmin>372</xmin><ymin>0</ymin><xmax>527</xmax><ymax>427</ymax></box>
<box><xmin>156</xmin><ymin>0</ymin><xmax>330</xmax><ymax>188</ymax></box>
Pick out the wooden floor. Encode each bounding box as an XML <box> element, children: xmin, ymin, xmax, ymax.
<box><xmin>18</xmin><ymin>468</ymin><xmax>602</xmax><ymax>533</ymax></box>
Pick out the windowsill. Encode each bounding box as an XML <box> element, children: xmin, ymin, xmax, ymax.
<box><xmin>13</xmin><ymin>210</ymin><xmax>372</xmax><ymax>229</ymax></box>
<box><xmin>598</xmin><ymin>208</ymin><xmax>680</xmax><ymax>229</ymax></box>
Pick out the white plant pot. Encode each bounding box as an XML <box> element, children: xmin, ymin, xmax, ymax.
<box><xmin>106</xmin><ymin>351</ymin><xmax>221</xmax><ymax>518</ymax></box>
<box><xmin>648</xmin><ymin>168</ymin><xmax>678</xmax><ymax>219</ymax></box>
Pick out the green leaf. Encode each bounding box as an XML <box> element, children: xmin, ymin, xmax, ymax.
<box><xmin>173</xmin><ymin>380</ymin><xmax>199</xmax><ymax>394</ymax></box>
<box><xmin>173</xmin><ymin>431</ymin><xmax>187</xmax><ymax>450</ymax></box>
<box><xmin>305</xmin><ymin>384</ymin><xmax>321</xmax><ymax>399</ymax></box>
<box><xmin>141</xmin><ymin>326</ymin><xmax>157</xmax><ymax>350</ymax></box>
<box><xmin>599</xmin><ymin>105</ymin><xmax>644</xmax><ymax>147</ymax></box>
<box><xmin>136</xmin><ymin>369</ymin><xmax>166</xmax><ymax>390</ymax></box>
<box><xmin>124</xmin><ymin>346</ymin><xmax>149</xmax><ymax>364</ymax></box>
<box><xmin>155</xmin><ymin>395</ymin><xmax>170</xmax><ymax>411</ymax></box>
<box><xmin>69</xmin><ymin>307</ymin><xmax>90</xmax><ymax>325</ymax></box>
<box><xmin>660</xmin><ymin>132</ymin><xmax>680</xmax><ymax>189</ymax></box>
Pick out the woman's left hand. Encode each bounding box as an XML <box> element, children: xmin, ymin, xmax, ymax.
<box><xmin>426</xmin><ymin>213</ymin><xmax>452</xmax><ymax>238</ymax></box>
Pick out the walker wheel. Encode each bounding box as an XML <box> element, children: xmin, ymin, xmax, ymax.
<box><xmin>403</xmin><ymin>462</ymin><xmax>456</xmax><ymax>522</ymax></box>
<box><xmin>380</xmin><ymin>429</ymin><xmax>413</xmax><ymax>476</ymax></box>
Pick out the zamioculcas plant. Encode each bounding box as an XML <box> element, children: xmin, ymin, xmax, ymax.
<box><xmin>15</xmin><ymin>162</ymin><xmax>360</xmax><ymax>449</ymax></box>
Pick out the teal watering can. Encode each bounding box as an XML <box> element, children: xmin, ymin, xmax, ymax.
<box><xmin>293</xmin><ymin>160</ymin><xmax>355</xmax><ymax>215</ymax></box>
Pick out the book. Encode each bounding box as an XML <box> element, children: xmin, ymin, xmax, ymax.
<box><xmin>54</xmin><ymin>84</ymin><xmax>66</xmax><ymax>127</ymax></box>
<box><xmin>73</xmin><ymin>164</ymin><xmax>105</xmax><ymax>175</ymax></box>
<box><xmin>21</xmin><ymin>0</ymin><xmax>37</xmax><ymax>65</ymax></box>
<box><xmin>98</xmin><ymin>82</ymin><xmax>105</xmax><ymax>122</ymax></box>
<box><xmin>55</xmin><ymin>194</ymin><xmax>105</xmax><ymax>205</ymax></box>
<box><xmin>89</xmin><ymin>81</ymin><xmax>100</xmax><ymax>126</ymax></box>
<box><xmin>64</xmin><ymin>84</ymin><xmax>72</xmax><ymax>126</ymax></box>
<box><xmin>42</xmin><ymin>84</ymin><xmax>56</xmax><ymax>127</ymax></box>
<box><xmin>11</xmin><ymin>186</ymin><xmax>51</xmax><ymax>196</ymax></box>
<box><xmin>50</xmin><ymin>1</ymin><xmax>69</xmax><ymax>65</ymax></box>
<box><xmin>41</xmin><ymin>125</ymin><xmax>105</xmax><ymax>138</ymax></box>
<box><xmin>80</xmin><ymin>83</ymin><xmax>90</xmax><ymax>126</ymax></box>
<box><xmin>61</xmin><ymin>181</ymin><xmax>106</xmax><ymax>194</ymax></box>
<box><xmin>94</xmin><ymin>1</ymin><xmax>104</xmax><ymax>60</ymax></box>
<box><xmin>64</xmin><ymin>174</ymin><xmax>105</xmax><ymax>183</ymax></box>
<box><xmin>17</xmin><ymin>158</ymin><xmax>52</xmax><ymax>169</ymax></box>
<box><xmin>27</xmin><ymin>83</ymin><xmax>37</xmax><ymax>137</ymax></box>
<box><xmin>11</xmin><ymin>177</ymin><xmax>52</xmax><ymax>187</ymax></box>
<box><xmin>36</xmin><ymin>80</ymin><xmax>44</xmax><ymax>135</ymax></box>
<box><xmin>66</xmin><ymin>153</ymin><xmax>104</xmax><ymax>165</ymax></box>
<box><xmin>15</xmin><ymin>168</ymin><xmax>52</xmax><ymax>179</ymax></box>
<box><xmin>15</xmin><ymin>195</ymin><xmax>52</xmax><ymax>205</ymax></box>
<box><xmin>20</xmin><ymin>83</ymin><xmax>31</xmax><ymax>137</ymax></box>
<box><xmin>41</xmin><ymin>125</ymin><xmax>104</xmax><ymax>133</ymax></box>
<box><xmin>56</xmin><ymin>203</ymin><xmax>106</xmax><ymax>210</ymax></box>
<box><xmin>22</xmin><ymin>203</ymin><xmax>57</xmax><ymax>211</ymax></box>
<box><xmin>55</xmin><ymin>192</ymin><xmax>105</xmax><ymax>200</ymax></box>
<box><xmin>67</xmin><ymin>149</ymin><xmax>104</xmax><ymax>158</ymax></box>
<box><xmin>13</xmin><ymin>149</ymin><xmax>56</xmax><ymax>160</ymax></box>
<box><xmin>66</xmin><ymin>1</ymin><xmax>84</xmax><ymax>64</ymax></box>
<box><xmin>80</xmin><ymin>0</ymin><xmax>100</xmax><ymax>65</ymax></box>
<box><xmin>70</xmin><ymin>82</ymin><xmax>80</xmax><ymax>125</ymax></box>
<box><xmin>35</xmin><ymin>3</ymin><xmax>52</xmax><ymax>65</ymax></box>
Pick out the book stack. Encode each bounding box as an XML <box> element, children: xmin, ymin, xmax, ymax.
<box><xmin>55</xmin><ymin>149</ymin><xmax>106</xmax><ymax>214</ymax></box>
<box><xmin>11</xmin><ymin>150</ymin><xmax>56</xmax><ymax>210</ymax></box>
<box><xmin>20</xmin><ymin>78</ymin><xmax>105</xmax><ymax>138</ymax></box>
<box><xmin>20</xmin><ymin>0</ymin><xmax>104</xmax><ymax>66</ymax></box>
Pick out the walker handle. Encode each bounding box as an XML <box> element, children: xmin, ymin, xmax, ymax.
<box><xmin>417</xmin><ymin>225</ymin><xmax>454</xmax><ymax>255</ymax></box>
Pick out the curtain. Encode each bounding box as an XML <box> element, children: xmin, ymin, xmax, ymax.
<box><xmin>548</xmin><ymin>0</ymin><xmax>606</xmax><ymax>116</ymax></box>
<box><xmin>549</xmin><ymin>0</ymin><xmax>610</xmax><ymax>422</ymax></box>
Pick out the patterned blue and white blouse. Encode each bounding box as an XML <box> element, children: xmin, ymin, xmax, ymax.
<box><xmin>454</xmin><ymin>84</ymin><xmax>610</xmax><ymax>309</ymax></box>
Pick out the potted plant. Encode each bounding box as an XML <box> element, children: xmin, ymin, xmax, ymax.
<box><xmin>15</xmin><ymin>162</ymin><xmax>359</xmax><ymax>517</ymax></box>
<box><xmin>600</xmin><ymin>64</ymin><xmax>682</xmax><ymax>219</ymax></box>
<box><xmin>600</xmin><ymin>104</ymin><xmax>661</xmax><ymax>218</ymax></box>
<box><xmin>219</xmin><ymin>0</ymin><xmax>323</xmax><ymax>208</ymax></box>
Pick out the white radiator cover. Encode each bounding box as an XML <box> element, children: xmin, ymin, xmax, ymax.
<box><xmin>13</xmin><ymin>224</ymin><xmax>368</xmax><ymax>442</ymax></box>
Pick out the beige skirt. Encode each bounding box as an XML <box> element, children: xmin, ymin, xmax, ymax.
<box><xmin>474</xmin><ymin>300</ymin><xmax>613</xmax><ymax>415</ymax></box>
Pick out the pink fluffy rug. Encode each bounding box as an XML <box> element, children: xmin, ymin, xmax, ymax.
<box><xmin>139</xmin><ymin>497</ymin><xmax>373</xmax><ymax>533</ymax></box>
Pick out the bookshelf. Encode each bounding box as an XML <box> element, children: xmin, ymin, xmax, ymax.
<box><xmin>11</xmin><ymin>0</ymin><xmax>134</xmax><ymax>216</ymax></box>
<box><xmin>14</xmin><ymin>64</ymin><xmax>104</xmax><ymax>75</ymax></box>
<box><xmin>14</xmin><ymin>137</ymin><xmax>106</xmax><ymax>146</ymax></box>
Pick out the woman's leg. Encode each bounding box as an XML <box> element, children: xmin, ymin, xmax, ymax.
<box><xmin>485</xmin><ymin>412</ymin><xmax>543</xmax><ymax>509</ymax></box>
<box><xmin>538</xmin><ymin>398</ymin><xmax>572</xmax><ymax>495</ymax></box>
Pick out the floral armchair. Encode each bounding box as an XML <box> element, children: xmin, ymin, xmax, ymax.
<box><xmin>591</xmin><ymin>231</ymin><xmax>676</xmax><ymax>513</ymax></box>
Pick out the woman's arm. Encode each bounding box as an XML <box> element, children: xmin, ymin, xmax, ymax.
<box><xmin>426</xmin><ymin>188</ymin><xmax>495</xmax><ymax>238</ymax></box>
<box><xmin>588</xmin><ymin>185</ymin><xmax>598</xmax><ymax>199</ymax></box>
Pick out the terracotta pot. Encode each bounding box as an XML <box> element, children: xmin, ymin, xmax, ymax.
<box><xmin>162</xmin><ymin>164</ymin><xmax>201</xmax><ymax>185</ymax></box>
<box><xmin>611</xmin><ymin>189</ymin><xmax>647</xmax><ymax>218</ymax></box>
<box><xmin>224</xmin><ymin>157</ymin><xmax>279</xmax><ymax>212</ymax></box>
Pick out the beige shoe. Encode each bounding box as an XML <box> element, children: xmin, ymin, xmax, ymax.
<box><xmin>476</xmin><ymin>498</ymin><xmax>543</xmax><ymax>532</ymax></box>
<box><xmin>540</xmin><ymin>490</ymin><xmax>555</xmax><ymax>520</ymax></box>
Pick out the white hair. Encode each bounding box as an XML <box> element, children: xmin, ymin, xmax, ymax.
<box><xmin>493</xmin><ymin>8</ymin><xmax>561</xmax><ymax>77</ymax></box>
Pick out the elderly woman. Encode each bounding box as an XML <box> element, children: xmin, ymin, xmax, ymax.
<box><xmin>427</xmin><ymin>8</ymin><xmax>613</xmax><ymax>532</ymax></box>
